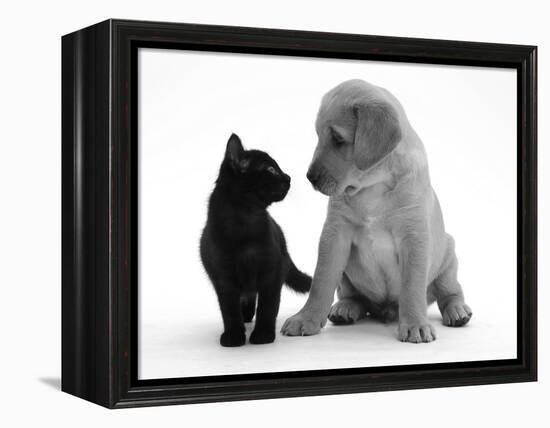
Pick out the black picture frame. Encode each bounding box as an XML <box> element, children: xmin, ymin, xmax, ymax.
<box><xmin>61</xmin><ymin>19</ymin><xmax>537</xmax><ymax>408</ymax></box>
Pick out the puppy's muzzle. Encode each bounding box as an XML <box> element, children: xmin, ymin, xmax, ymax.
<box><xmin>307</xmin><ymin>165</ymin><xmax>336</xmax><ymax>195</ymax></box>
<box><xmin>306</xmin><ymin>168</ymin><xmax>319</xmax><ymax>188</ymax></box>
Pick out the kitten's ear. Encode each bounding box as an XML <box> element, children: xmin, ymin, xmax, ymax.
<box><xmin>225</xmin><ymin>133</ymin><xmax>244</xmax><ymax>163</ymax></box>
<box><xmin>225</xmin><ymin>133</ymin><xmax>249</xmax><ymax>171</ymax></box>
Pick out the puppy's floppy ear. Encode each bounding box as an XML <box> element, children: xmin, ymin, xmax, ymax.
<box><xmin>353</xmin><ymin>101</ymin><xmax>402</xmax><ymax>170</ymax></box>
<box><xmin>225</xmin><ymin>133</ymin><xmax>250</xmax><ymax>171</ymax></box>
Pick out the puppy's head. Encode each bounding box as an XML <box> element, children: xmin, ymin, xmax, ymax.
<box><xmin>307</xmin><ymin>80</ymin><xmax>402</xmax><ymax>196</ymax></box>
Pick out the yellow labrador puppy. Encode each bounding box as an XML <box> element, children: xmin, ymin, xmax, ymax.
<box><xmin>281</xmin><ymin>79</ymin><xmax>472</xmax><ymax>343</ymax></box>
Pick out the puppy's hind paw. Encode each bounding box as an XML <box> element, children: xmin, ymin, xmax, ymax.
<box><xmin>442</xmin><ymin>301</ymin><xmax>472</xmax><ymax>327</ymax></box>
<box><xmin>328</xmin><ymin>299</ymin><xmax>365</xmax><ymax>325</ymax></box>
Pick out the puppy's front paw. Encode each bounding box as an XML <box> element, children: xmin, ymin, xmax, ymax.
<box><xmin>249</xmin><ymin>328</ymin><xmax>275</xmax><ymax>344</ymax></box>
<box><xmin>220</xmin><ymin>330</ymin><xmax>246</xmax><ymax>347</ymax></box>
<box><xmin>281</xmin><ymin>313</ymin><xmax>324</xmax><ymax>336</ymax></box>
<box><xmin>398</xmin><ymin>322</ymin><xmax>436</xmax><ymax>343</ymax></box>
<box><xmin>442</xmin><ymin>301</ymin><xmax>472</xmax><ymax>327</ymax></box>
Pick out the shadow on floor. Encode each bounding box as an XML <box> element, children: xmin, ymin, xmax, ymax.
<box><xmin>38</xmin><ymin>377</ymin><xmax>60</xmax><ymax>390</ymax></box>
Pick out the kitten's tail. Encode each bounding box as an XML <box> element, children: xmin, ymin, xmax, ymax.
<box><xmin>285</xmin><ymin>258</ymin><xmax>312</xmax><ymax>293</ymax></box>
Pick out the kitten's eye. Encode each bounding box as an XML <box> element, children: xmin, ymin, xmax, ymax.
<box><xmin>266</xmin><ymin>166</ymin><xmax>278</xmax><ymax>175</ymax></box>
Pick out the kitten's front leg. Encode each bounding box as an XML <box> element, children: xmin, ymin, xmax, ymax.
<box><xmin>216</xmin><ymin>284</ymin><xmax>246</xmax><ymax>347</ymax></box>
<box><xmin>250</xmin><ymin>283</ymin><xmax>282</xmax><ymax>344</ymax></box>
<box><xmin>241</xmin><ymin>293</ymin><xmax>257</xmax><ymax>323</ymax></box>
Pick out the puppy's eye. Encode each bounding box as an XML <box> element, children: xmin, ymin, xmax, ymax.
<box><xmin>266</xmin><ymin>166</ymin><xmax>278</xmax><ymax>175</ymax></box>
<box><xmin>332</xmin><ymin>132</ymin><xmax>346</xmax><ymax>148</ymax></box>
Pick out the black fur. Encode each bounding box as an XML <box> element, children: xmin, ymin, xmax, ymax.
<box><xmin>200</xmin><ymin>134</ymin><xmax>311</xmax><ymax>347</ymax></box>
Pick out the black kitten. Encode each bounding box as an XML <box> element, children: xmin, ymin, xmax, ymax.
<box><xmin>200</xmin><ymin>134</ymin><xmax>311</xmax><ymax>347</ymax></box>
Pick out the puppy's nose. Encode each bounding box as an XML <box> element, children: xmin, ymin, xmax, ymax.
<box><xmin>306</xmin><ymin>168</ymin><xmax>318</xmax><ymax>186</ymax></box>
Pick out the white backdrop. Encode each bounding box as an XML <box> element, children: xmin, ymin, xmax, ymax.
<box><xmin>138</xmin><ymin>48</ymin><xmax>517</xmax><ymax>379</ymax></box>
<box><xmin>1</xmin><ymin>0</ymin><xmax>548</xmax><ymax>426</ymax></box>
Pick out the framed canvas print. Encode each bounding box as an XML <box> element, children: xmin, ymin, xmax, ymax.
<box><xmin>61</xmin><ymin>19</ymin><xmax>537</xmax><ymax>408</ymax></box>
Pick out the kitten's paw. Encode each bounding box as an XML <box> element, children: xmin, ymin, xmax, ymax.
<box><xmin>328</xmin><ymin>299</ymin><xmax>365</xmax><ymax>325</ymax></box>
<box><xmin>220</xmin><ymin>330</ymin><xmax>246</xmax><ymax>347</ymax></box>
<box><xmin>281</xmin><ymin>313</ymin><xmax>324</xmax><ymax>336</ymax></box>
<box><xmin>249</xmin><ymin>328</ymin><xmax>275</xmax><ymax>344</ymax></box>
<box><xmin>442</xmin><ymin>300</ymin><xmax>472</xmax><ymax>327</ymax></box>
<box><xmin>398</xmin><ymin>322</ymin><xmax>436</xmax><ymax>343</ymax></box>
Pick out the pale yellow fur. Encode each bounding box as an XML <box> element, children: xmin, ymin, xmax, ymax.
<box><xmin>281</xmin><ymin>79</ymin><xmax>472</xmax><ymax>343</ymax></box>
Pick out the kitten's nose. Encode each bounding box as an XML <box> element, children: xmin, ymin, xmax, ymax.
<box><xmin>282</xmin><ymin>174</ymin><xmax>291</xmax><ymax>191</ymax></box>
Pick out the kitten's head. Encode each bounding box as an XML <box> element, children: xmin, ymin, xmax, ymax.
<box><xmin>221</xmin><ymin>133</ymin><xmax>291</xmax><ymax>207</ymax></box>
